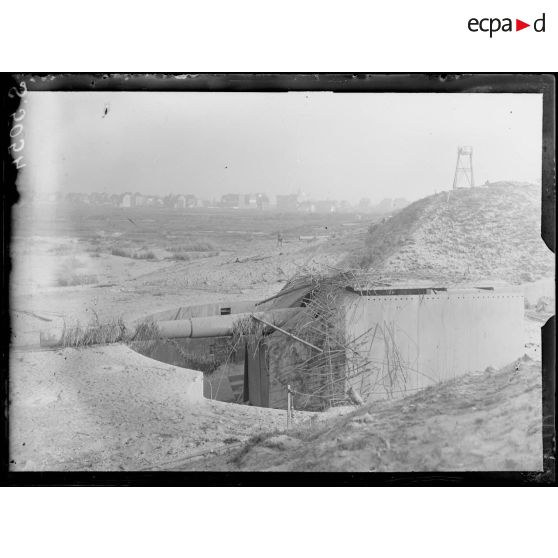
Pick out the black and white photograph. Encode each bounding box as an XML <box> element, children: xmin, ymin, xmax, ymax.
<box><xmin>4</xmin><ymin>74</ymin><xmax>555</xmax><ymax>477</ymax></box>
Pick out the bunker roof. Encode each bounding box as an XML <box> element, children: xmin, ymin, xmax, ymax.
<box><xmin>256</xmin><ymin>273</ymin><xmax>522</xmax><ymax>310</ymax></box>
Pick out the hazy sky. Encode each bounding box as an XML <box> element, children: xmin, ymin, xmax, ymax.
<box><xmin>20</xmin><ymin>92</ymin><xmax>542</xmax><ymax>204</ymax></box>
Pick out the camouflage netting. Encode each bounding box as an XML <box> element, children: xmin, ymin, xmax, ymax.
<box><xmin>232</xmin><ymin>270</ymin><xmax>395</xmax><ymax>411</ymax></box>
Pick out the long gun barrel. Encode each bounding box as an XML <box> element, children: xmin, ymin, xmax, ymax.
<box><xmin>39</xmin><ymin>308</ymin><xmax>299</xmax><ymax>347</ymax></box>
<box><xmin>155</xmin><ymin>308</ymin><xmax>298</xmax><ymax>339</ymax></box>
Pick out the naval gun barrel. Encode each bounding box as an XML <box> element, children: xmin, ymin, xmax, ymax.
<box><xmin>155</xmin><ymin>308</ymin><xmax>299</xmax><ymax>339</ymax></box>
<box><xmin>39</xmin><ymin>308</ymin><xmax>300</xmax><ymax>347</ymax></box>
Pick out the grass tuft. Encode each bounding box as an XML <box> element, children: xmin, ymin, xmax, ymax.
<box><xmin>111</xmin><ymin>247</ymin><xmax>133</xmax><ymax>258</ymax></box>
<box><xmin>167</xmin><ymin>240</ymin><xmax>217</xmax><ymax>252</ymax></box>
<box><xmin>60</xmin><ymin>317</ymin><xmax>129</xmax><ymax>347</ymax></box>
<box><xmin>60</xmin><ymin>316</ymin><xmax>161</xmax><ymax>349</ymax></box>
<box><xmin>56</xmin><ymin>274</ymin><xmax>99</xmax><ymax>287</ymax></box>
<box><xmin>56</xmin><ymin>255</ymin><xmax>97</xmax><ymax>286</ymax></box>
<box><xmin>133</xmin><ymin>250</ymin><xmax>157</xmax><ymax>260</ymax></box>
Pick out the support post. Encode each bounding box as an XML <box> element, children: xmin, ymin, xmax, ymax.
<box><xmin>287</xmin><ymin>385</ymin><xmax>291</xmax><ymax>428</ymax></box>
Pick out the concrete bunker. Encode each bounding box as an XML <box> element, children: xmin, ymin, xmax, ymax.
<box><xmin>131</xmin><ymin>300</ymin><xmax>259</xmax><ymax>402</ymax></box>
<box><xmin>131</xmin><ymin>300</ymin><xmax>297</xmax><ymax>402</ymax></box>
<box><xmin>131</xmin><ymin>275</ymin><xmax>525</xmax><ymax>412</ymax></box>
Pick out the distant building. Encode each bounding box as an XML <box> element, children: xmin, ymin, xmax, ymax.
<box><xmin>359</xmin><ymin>198</ymin><xmax>371</xmax><ymax>211</ymax></box>
<box><xmin>66</xmin><ymin>192</ymin><xmax>91</xmax><ymax>204</ymax></box>
<box><xmin>121</xmin><ymin>193</ymin><xmax>133</xmax><ymax>208</ymax></box>
<box><xmin>256</xmin><ymin>193</ymin><xmax>270</xmax><ymax>210</ymax></box>
<box><xmin>221</xmin><ymin>193</ymin><xmax>241</xmax><ymax>208</ymax></box>
<box><xmin>185</xmin><ymin>194</ymin><xmax>197</xmax><ymax>208</ymax></box>
<box><xmin>133</xmin><ymin>193</ymin><xmax>147</xmax><ymax>207</ymax></box>
<box><xmin>175</xmin><ymin>195</ymin><xmax>187</xmax><ymax>209</ymax></box>
<box><xmin>160</xmin><ymin>194</ymin><xmax>196</xmax><ymax>209</ymax></box>
<box><xmin>145</xmin><ymin>196</ymin><xmax>163</xmax><ymax>207</ymax></box>
<box><xmin>242</xmin><ymin>194</ymin><xmax>254</xmax><ymax>208</ymax></box>
<box><xmin>299</xmin><ymin>201</ymin><xmax>315</xmax><ymax>214</ymax></box>
<box><xmin>162</xmin><ymin>194</ymin><xmax>174</xmax><ymax>208</ymax></box>
<box><xmin>313</xmin><ymin>200</ymin><xmax>337</xmax><ymax>213</ymax></box>
<box><xmin>110</xmin><ymin>194</ymin><xmax>122</xmax><ymax>206</ymax></box>
<box><xmin>276</xmin><ymin>194</ymin><xmax>299</xmax><ymax>212</ymax></box>
<box><xmin>243</xmin><ymin>193</ymin><xmax>270</xmax><ymax>210</ymax></box>
<box><xmin>89</xmin><ymin>192</ymin><xmax>111</xmax><ymax>205</ymax></box>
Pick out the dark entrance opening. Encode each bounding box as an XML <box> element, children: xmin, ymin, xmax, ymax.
<box><xmin>243</xmin><ymin>340</ymin><xmax>269</xmax><ymax>407</ymax></box>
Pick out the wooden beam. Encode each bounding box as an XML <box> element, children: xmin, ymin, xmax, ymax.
<box><xmin>250</xmin><ymin>314</ymin><xmax>323</xmax><ymax>353</ymax></box>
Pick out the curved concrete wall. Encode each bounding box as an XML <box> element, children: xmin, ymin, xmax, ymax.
<box><xmin>117</xmin><ymin>345</ymin><xmax>204</xmax><ymax>405</ymax></box>
<box><xmin>132</xmin><ymin>300</ymin><xmax>257</xmax><ymax>403</ymax></box>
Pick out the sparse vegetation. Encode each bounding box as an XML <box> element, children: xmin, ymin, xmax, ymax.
<box><xmin>169</xmin><ymin>252</ymin><xmax>194</xmax><ymax>261</ymax></box>
<box><xmin>111</xmin><ymin>247</ymin><xmax>133</xmax><ymax>258</ymax></box>
<box><xmin>167</xmin><ymin>251</ymin><xmax>219</xmax><ymax>261</ymax></box>
<box><xmin>167</xmin><ymin>240</ymin><xmax>218</xmax><ymax>252</ymax></box>
<box><xmin>49</xmin><ymin>244</ymin><xmax>75</xmax><ymax>255</ymax></box>
<box><xmin>110</xmin><ymin>247</ymin><xmax>156</xmax><ymax>259</ymax></box>
<box><xmin>56</xmin><ymin>273</ymin><xmax>99</xmax><ymax>287</ymax></box>
<box><xmin>63</xmin><ymin>256</ymin><xmax>87</xmax><ymax>269</ymax></box>
<box><xmin>184</xmin><ymin>353</ymin><xmax>221</xmax><ymax>374</ymax></box>
<box><xmin>163</xmin><ymin>339</ymin><xmax>221</xmax><ymax>373</ymax></box>
<box><xmin>60</xmin><ymin>316</ymin><xmax>161</xmax><ymax>349</ymax></box>
<box><xmin>232</xmin><ymin>431</ymin><xmax>278</xmax><ymax>465</ymax></box>
<box><xmin>133</xmin><ymin>250</ymin><xmax>157</xmax><ymax>260</ymax></box>
<box><xmin>215</xmin><ymin>357</ymin><xmax>543</xmax><ymax>472</ymax></box>
<box><xmin>56</xmin><ymin>256</ymin><xmax>98</xmax><ymax>286</ymax></box>
<box><xmin>86</xmin><ymin>246</ymin><xmax>103</xmax><ymax>257</ymax></box>
<box><xmin>60</xmin><ymin>317</ymin><xmax>129</xmax><ymax>347</ymax></box>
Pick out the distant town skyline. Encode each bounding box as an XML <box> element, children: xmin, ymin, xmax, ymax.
<box><xmin>19</xmin><ymin>92</ymin><xmax>542</xmax><ymax>204</ymax></box>
<box><xmin>28</xmin><ymin>189</ymin><xmax>410</xmax><ymax>216</ymax></box>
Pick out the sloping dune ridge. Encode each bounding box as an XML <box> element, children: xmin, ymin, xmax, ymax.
<box><xmin>353</xmin><ymin>182</ymin><xmax>553</xmax><ymax>285</ymax></box>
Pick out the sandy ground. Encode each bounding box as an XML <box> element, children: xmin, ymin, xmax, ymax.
<box><xmin>9</xmin><ymin>345</ymin><xmax>299</xmax><ymax>472</ymax></box>
<box><xmin>354</xmin><ymin>183</ymin><xmax>554</xmax><ymax>286</ymax></box>
<box><xmin>8</xmin><ymin>311</ymin><xmax>548</xmax><ymax>471</ymax></box>
<box><xmin>184</xmin><ymin>358</ymin><xmax>544</xmax><ymax>472</ymax></box>
<box><xmin>9</xmin><ymin>231</ymin><xmax>321</xmax><ymax>471</ymax></box>
<box><xmin>8</xmin><ymin>205</ymin><xmax>553</xmax><ymax>472</ymax></box>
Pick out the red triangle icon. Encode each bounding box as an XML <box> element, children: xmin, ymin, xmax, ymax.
<box><xmin>516</xmin><ymin>19</ymin><xmax>530</xmax><ymax>31</ymax></box>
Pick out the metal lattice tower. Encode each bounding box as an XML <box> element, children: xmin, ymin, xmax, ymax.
<box><xmin>452</xmin><ymin>146</ymin><xmax>475</xmax><ymax>189</ymax></box>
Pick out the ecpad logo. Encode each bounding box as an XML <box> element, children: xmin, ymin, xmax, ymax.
<box><xmin>468</xmin><ymin>13</ymin><xmax>546</xmax><ymax>37</ymax></box>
